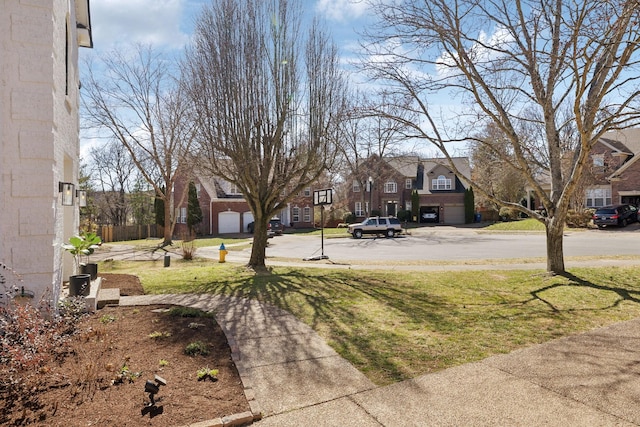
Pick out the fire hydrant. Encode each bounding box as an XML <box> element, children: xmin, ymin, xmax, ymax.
<box><xmin>219</xmin><ymin>243</ymin><xmax>228</xmax><ymax>263</ymax></box>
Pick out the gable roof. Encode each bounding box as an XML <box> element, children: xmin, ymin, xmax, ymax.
<box><xmin>600</xmin><ymin>129</ymin><xmax>640</xmax><ymax>180</ymax></box>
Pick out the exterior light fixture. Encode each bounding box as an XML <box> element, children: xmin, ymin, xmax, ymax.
<box><xmin>76</xmin><ymin>190</ymin><xmax>87</xmax><ymax>207</ymax></box>
<box><xmin>144</xmin><ymin>375</ymin><xmax>167</xmax><ymax>407</ymax></box>
<box><xmin>59</xmin><ymin>182</ymin><xmax>74</xmax><ymax>206</ymax></box>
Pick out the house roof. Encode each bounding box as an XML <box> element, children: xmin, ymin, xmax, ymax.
<box><xmin>385</xmin><ymin>156</ymin><xmax>471</xmax><ymax>182</ymax></box>
<box><xmin>75</xmin><ymin>0</ymin><xmax>93</xmax><ymax>48</ymax></box>
<box><xmin>601</xmin><ymin>128</ymin><xmax>640</xmax><ymax>180</ymax></box>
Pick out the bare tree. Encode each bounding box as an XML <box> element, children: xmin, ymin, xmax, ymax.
<box><xmin>183</xmin><ymin>0</ymin><xmax>346</xmax><ymax>269</ymax></box>
<box><xmin>364</xmin><ymin>0</ymin><xmax>640</xmax><ymax>273</ymax></box>
<box><xmin>470</xmin><ymin>123</ymin><xmax>527</xmax><ymax>214</ymax></box>
<box><xmin>336</xmin><ymin>91</ymin><xmax>416</xmax><ymax>216</ymax></box>
<box><xmin>90</xmin><ymin>139</ymin><xmax>135</xmax><ymax>226</ymax></box>
<box><xmin>82</xmin><ymin>45</ymin><xmax>195</xmax><ymax>246</ymax></box>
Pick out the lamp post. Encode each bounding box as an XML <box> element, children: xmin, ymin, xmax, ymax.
<box><xmin>368</xmin><ymin>176</ymin><xmax>373</xmax><ymax>216</ymax></box>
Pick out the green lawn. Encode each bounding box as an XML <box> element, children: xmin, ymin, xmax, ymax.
<box><xmin>482</xmin><ymin>218</ymin><xmax>546</xmax><ymax>231</ymax></box>
<box><xmin>101</xmin><ymin>259</ymin><xmax>640</xmax><ymax>386</ymax></box>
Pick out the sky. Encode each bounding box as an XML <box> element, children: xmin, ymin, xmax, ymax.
<box><xmin>84</xmin><ymin>0</ymin><xmax>371</xmax><ymax>59</ymax></box>
<box><xmin>80</xmin><ymin>0</ymin><xmax>378</xmax><ymax>159</ymax></box>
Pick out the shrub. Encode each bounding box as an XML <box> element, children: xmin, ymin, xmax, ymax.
<box><xmin>0</xmin><ymin>292</ymin><xmax>84</xmax><ymax>423</ymax></box>
<box><xmin>566</xmin><ymin>209</ymin><xmax>595</xmax><ymax>228</ymax></box>
<box><xmin>397</xmin><ymin>210</ymin><xmax>411</xmax><ymax>222</ymax></box>
<box><xmin>499</xmin><ymin>206</ymin><xmax>519</xmax><ymax>221</ymax></box>
<box><xmin>185</xmin><ymin>341</ymin><xmax>209</xmax><ymax>356</ymax></box>
<box><xmin>343</xmin><ymin>213</ymin><xmax>356</xmax><ymax>224</ymax></box>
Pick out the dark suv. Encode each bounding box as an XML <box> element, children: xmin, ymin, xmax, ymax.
<box><xmin>592</xmin><ymin>204</ymin><xmax>638</xmax><ymax>228</ymax></box>
<box><xmin>247</xmin><ymin>218</ymin><xmax>283</xmax><ymax>236</ymax></box>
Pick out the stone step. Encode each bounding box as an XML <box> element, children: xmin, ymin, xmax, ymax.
<box><xmin>97</xmin><ymin>287</ymin><xmax>120</xmax><ymax>309</ymax></box>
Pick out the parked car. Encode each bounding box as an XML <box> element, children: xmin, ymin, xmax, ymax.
<box><xmin>247</xmin><ymin>218</ymin><xmax>282</xmax><ymax>236</ymax></box>
<box><xmin>422</xmin><ymin>211</ymin><xmax>438</xmax><ymax>222</ymax></box>
<box><xmin>592</xmin><ymin>204</ymin><xmax>638</xmax><ymax>228</ymax></box>
<box><xmin>347</xmin><ymin>216</ymin><xmax>403</xmax><ymax>239</ymax></box>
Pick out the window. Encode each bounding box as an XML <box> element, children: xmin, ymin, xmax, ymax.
<box><xmin>195</xmin><ymin>183</ymin><xmax>201</xmax><ymax>198</ymax></box>
<box><xmin>405</xmin><ymin>178</ymin><xmax>412</xmax><ymax>189</ymax></box>
<box><xmin>432</xmin><ymin>175</ymin><xmax>452</xmax><ymax>190</ymax></box>
<box><xmin>355</xmin><ymin>202</ymin><xmax>364</xmax><ymax>216</ymax></box>
<box><xmin>292</xmin><ymin>207</ymin><xmax>300</xmax><ymax>222</ymax></box>
<box><xmin>586</xmin><ymin>188</ymin><xmax>611</xmax><ymax>207</ymax></box>
<box><xmin>384</xmin><ymin>181</ymin><xmax>397</xmax><ymax>193</ymax></box>
<box><xmin>175</xmin><ymin>207</ymin><xmax>187</xmax><ymax>223</ymax></box>
<box><xmin>353</xmin><ymin>181</ymin><xmax>360</xmax><ymax>192</ymax></box>
<box><xmin>303</xmin><ymin>207</ymin><xmax>311</xmax><ymax>222</ymax></box>
<box><xmin>593</xmin><ymin>155</ymin><xmax>605</xmax><ymax>167</ymax></box>
<box><xmin>304</xmin><ymin>187</ymin><xmax>311</xmax><ymax>197</ymax></box>
<box><xmin>229</xmin><ymin>183</ymin><xmax>242</xmax><ymax>195</ymax></box>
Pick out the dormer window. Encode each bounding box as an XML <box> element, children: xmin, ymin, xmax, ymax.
<box><xmin>432</xmin><ymin>175</ymin><xmax>452</xmax><ymax>190</ymax></box>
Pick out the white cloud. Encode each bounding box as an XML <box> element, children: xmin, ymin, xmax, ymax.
<box><xmin>436</xmin><ymin>26</ymin><xmax>515</xmax><ymax>77</ymax></box>
<box><xmin>315</xmin><ymin>0</ymin><xmax>368</xmax><ymax>22</ymax></box>
<box><xmin>90</xmin><ymin>0</ymin><xmax>190</xmax><ymax>50</ymax></box>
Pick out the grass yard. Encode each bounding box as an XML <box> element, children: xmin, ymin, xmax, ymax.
<box><xmin>101</xmin><ymin>259</ymin><xmax>640</xmax><ymax>385</ymax></box>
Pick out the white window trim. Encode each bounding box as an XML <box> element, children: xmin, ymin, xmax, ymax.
<box><xmin>303</xmin><ymin>206</ymin><xmax>311</xmax><ymax>222</ymax></box>
<box><xmin>384</xmin><ymin>181</ymin><xmax>397</xmax><ymax>193</ymax></box>
<box><xmin>355</xmin><ymin>202</ymin><xmax>364</xmax><ymax>216</ymax></box>
<box><xmin>432</xmin><ymin>175</ymin><xmax>452</xmax><ymax>190</ymax></box>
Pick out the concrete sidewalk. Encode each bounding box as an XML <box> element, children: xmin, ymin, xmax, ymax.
<box><xmin>120</xmin><ymin>293</ymin><xmax>640</xmax><ymax>426</ymax></box>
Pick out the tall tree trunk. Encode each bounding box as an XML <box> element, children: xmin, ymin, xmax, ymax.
<box><xmin>545</xmin><ymin>217</ymin><xmax>565</xmax><ymax>274</ymax></box>
<box><xmin>163</xmin><ymin>199</ymin><xmax>172</xmax><ymax>246</ymax></box>
<box><xmin>248</xmin><ymin>218</ymin><xmax>269</xmax><ymax>269</ymax></box>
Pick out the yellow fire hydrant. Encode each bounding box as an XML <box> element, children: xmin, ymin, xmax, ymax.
<box><xmin>219</xmin><ymin>243</ymin><xmax>228</xmax><ymax>263</ymax></box>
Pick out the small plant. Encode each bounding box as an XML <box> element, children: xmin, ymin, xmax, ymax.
<box><xmin>62</xmin><ymin>232</ymin><xmax>102</xmax><ymax>275</ymax></box>
<box><xmin>159</xmin><ymin>359</ymin><xmax>169</xmax><ymax>367</ymax></box>
<box><xmin>181</xmin><ymin>237</ymin><xmax>197</xmax><ymax>260</ymax></box>
<box><xmin>196</xmin><ymin>367</ymin><xmax>219</xmax><ymax>381</ymax></box>
<box><xmin>168</xmin><ymin>306</ymin><xmax>214</xmax><ymax>318</ymax></box>
<box><xmin>148</xmin><ymin>331</ymin><xmax>172</xmax><ymax>339</ymax></box>
<box><xmin>185</xmin><ymin>341</ymin><xmax>209</xmax><ymax>356</ymax></box>
<box><xmin>112</xmin><ymin>359</ymin><xmax>141</xmax><ymax>385</ymax></box>
<box><xmin>99</xmin><ymin>314</ymin><xmax>116</xmax><ymax>324</ymax></box>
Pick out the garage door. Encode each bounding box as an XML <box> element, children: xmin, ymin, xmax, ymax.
<box><xmin>218</xmin><ymin>211</ymin><xmax>240</xmax><ymax>234</ymax></box>
<box><xmin>243</xmin><ymin>212</ymin><xmax>254</xmax><ymax>232</ymax></box>
<box><xmin>444</xmin><ymin>205</ymin><xmax>465</xmax><ymax>224</ymax></box>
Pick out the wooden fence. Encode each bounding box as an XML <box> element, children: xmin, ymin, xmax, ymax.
<box><xmin>97</xmin><ymin>224</ymin><xmax>159</xmax><ymax>243</ymax></box>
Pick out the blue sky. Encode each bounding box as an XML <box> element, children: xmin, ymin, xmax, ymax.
<box><xmin>85</xmin><ymin>0</ymin><xmax>371</xmax><ymax>59</ymax></box>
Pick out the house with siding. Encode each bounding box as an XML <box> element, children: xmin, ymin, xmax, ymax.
<box><xmin>0</xmin><ymin>0</ymin><xmax>92</xmax><ymax>304</ymax></box>
<box><xmin>347</xmin><ymin>156</ymin><xmax>471</xmax><ymax>224</ymax></box>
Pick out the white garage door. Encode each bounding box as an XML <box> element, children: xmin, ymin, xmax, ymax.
<box><xmin>445</xmin><ymin>205</ymin><xmax>465</xmax><ymax>224</ymax></box>
<box><xmin>218</xmin><ymin>211</ymin><xmax>241</xmax><ymax>234</ymax></box>
<box><xmin>243</xmin><ymin>212</ymin><xmax>254</xmax><ymax>232</ymax></box>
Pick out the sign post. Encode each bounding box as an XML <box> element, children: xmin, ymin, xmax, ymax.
<box><xmin>304</xmin><ymin>189</ymin><xmax>333</xmax><ymax>261</ymax></box>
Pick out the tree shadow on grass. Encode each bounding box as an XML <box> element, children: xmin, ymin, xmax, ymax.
<box><xmin>197</xmin><ymin>268</ymin><xmax>450</xmax><ymax>384</ymax></box>
<box><xmin>529</xmin><ymin>271</ymin><xmax>640</xmax><ymax>313</ymax></box>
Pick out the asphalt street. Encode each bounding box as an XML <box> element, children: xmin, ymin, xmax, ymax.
<box><xmin>260</xmin><ymin>225</ymin><xmax>640</xmax><ymax>263</ymax></box>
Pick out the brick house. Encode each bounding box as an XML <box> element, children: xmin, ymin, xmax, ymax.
<box><xmin>0</xmin><ymin>0</ymin><xmax>92</xmax><ymax>303</ymax></box>
<box><xmin>347</xmin><ymin>156</ymin><xmax>471</xmax><ymax>224</ymax></box>
<box><xmin>522</xmin><ymin>128</ymin><xmax>640</xmax><ymax>212</ymax></box>
<box><xmin>173</xmin><ymin>174</ymin><xmax>317</xmax><ymax>236</ymax></box>
<box><xmin>588</xmin><ymin>129</ymin><xmax>640</xmax><ymax>208</ymax></box>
